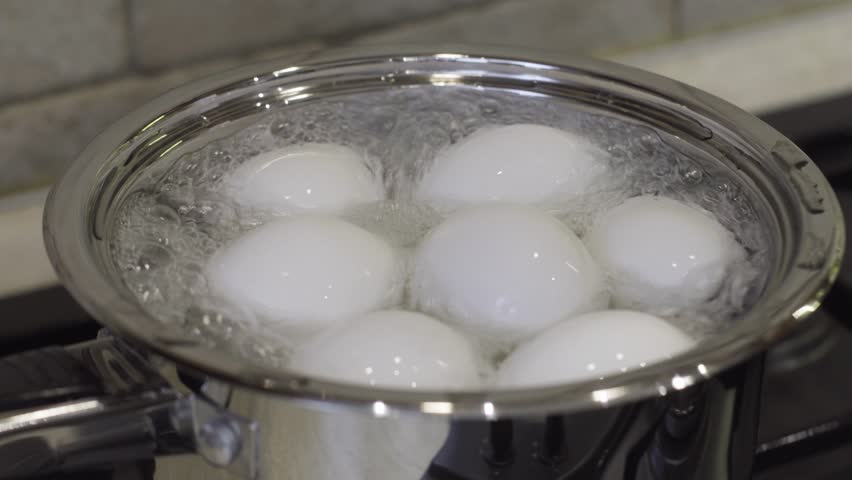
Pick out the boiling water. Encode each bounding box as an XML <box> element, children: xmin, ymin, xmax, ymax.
<box><xmin>110</xmin><ymin>86</ymin><xmax>769</xmax><ymax>384</ymax></box>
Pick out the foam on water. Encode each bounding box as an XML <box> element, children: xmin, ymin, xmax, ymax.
<box><xmin>110</xmin><ymin>86</ymin><xmax>770</xmax><ymax>385</ymax></box>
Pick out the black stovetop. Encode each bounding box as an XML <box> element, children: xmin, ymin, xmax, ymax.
<box><xmin>4</xmin><ymin>93</ymin><xmax>852</xmax><ymax>480</ymax></box>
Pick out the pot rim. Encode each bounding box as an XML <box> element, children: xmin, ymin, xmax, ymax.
<box><xmin>43</xmin><ymin>45</ymin><xmax>844</xmax><ymax>418</ymax></box>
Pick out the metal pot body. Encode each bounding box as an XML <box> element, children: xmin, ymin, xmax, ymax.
<box><xmin>40</xmin><ymin>46</ymin><xmax>842</xmax><ymax>415</ymax></box>
<box><xmin>0</xmin><ymin>333</ymin><xmax>761</xmax><ymax>480</ymax></box>
<box><xmin>150</xmin><ymin>354</ymin><xmax>762</xmax><ymax>480</ymax></box>
<box><xmin>12</xmin><ymin>46</ymin><xmax>840</xmax><ymax>480</ymax></box>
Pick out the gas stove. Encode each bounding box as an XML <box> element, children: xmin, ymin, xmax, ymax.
<box><xmin>3</xmin><ymin>94</ymin><xmax>852</xmax><ymax>480</ymax></box>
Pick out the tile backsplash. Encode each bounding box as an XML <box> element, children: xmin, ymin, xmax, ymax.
<box><xmin>128</xmin><ymin>0</ymin><xmax>482</xmax><ymax>69</ymax></box>
<box><xmin>0</xmin><ymin>0</ymin><xmax>127</xmax><ymax>103</ymax></box>
<box><xmin>0</xmin><ymin>0</ymin><xmax>842</xmax><ymax>197</ymax></box>
<box><xmin>354</xmin><ymin>0</ymin><xmax>673</xmax><ymax>54</ymax></box>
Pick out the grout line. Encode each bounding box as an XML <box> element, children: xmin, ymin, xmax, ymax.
<box><xmin>123</xmin><ymin>0</ymin><xmax>138</xmax><ymax>72</ymax></box>
<box><xmin>670</xmin><ymin>0</ymin><xmax>684</xmax><ymax>38</ymax></box>
<box><xmin>321</xmin><ymin>0</ymin><xmax>502</xmax><ymax>46</ymax></box>
<box><xmin>130</xmin><ymin>0</ymin><xmax>500</xmax><ymax>73</ymax></box>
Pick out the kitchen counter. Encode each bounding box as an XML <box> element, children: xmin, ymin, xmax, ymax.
<box><xmin>0</xmin><ymin>188</ymin><xmax>54</xmax><ymax>298</ymax></box>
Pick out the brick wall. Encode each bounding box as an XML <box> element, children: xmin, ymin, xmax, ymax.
<box><xmin>0</xmin><ymin>0</ymin><xmax>840</xmax><ymax>196</ymax></box>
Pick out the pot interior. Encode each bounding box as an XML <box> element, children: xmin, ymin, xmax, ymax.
<box><xmin>45</xmin><ymin>50</ymin><xmax>842</xmax><ymax>416</ymax></box>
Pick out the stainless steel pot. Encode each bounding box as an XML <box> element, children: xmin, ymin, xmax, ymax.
<box><xmin>0</xmin><ymin>46</ymin><xmax>842</xmax><ymax>480</ymax></box>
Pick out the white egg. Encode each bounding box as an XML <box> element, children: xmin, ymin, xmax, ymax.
<box><xmin>410</xmin><ymin>204</ymin><xmax>609</xmax><ymax>345</ymax></box>
<box><xmin>289</xmin><ymin>310</ymin><xmax>481</xmax><ymax>390</ymax></box>
<box><xmin>585</xmin><ymin>195</ymin><xmax>742</xmax><ymax>309</ymax></box>
<box><xmin>225</xmin><ymin>143</ymin><xmax>383</xmax><ymax>214</ymax></box>
<box><xmin>207</xmin><ymin>216</ymin><xmax>399</xmax><ymax>330</ymax></box>
<box><xmin>496</xmin><ymin>310</ymin><xmax>695</xmax><ymax>388</ymax></box>
<box><xmin>416</xmin><ymin>124</ymin><xmax>606</xmax><ymax>207</ymax></box>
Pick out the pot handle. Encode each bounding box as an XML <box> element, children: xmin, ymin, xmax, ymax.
<box><xmin>0</xmin><ymin>345</ymin><xmax>104</xmax><ymax>412</ymax></box>
<box><xmin>0</xmin><ymin>333</ymin><xmax>259</xmax><ymax>479</ymax></box>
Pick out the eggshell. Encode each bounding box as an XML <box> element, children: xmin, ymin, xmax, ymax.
<box><xmin>497</xmin><ymin>310</ymin><xmax>694</xmax><ymax>388</ymax></box>
<box><xmin>411</xmin><ymin>204</ymin><xmax>609</xmax><ymax>344</ymax></box>
<box><xmin>208</xmin><ymin>216</ymin><xmax>399</xmax><ymax>330</ymax></box>
<box><xmin>289</xmin><ymin>310</ymin><xmax>481</xmax><ymax>390</ymax></box>
<box><xmin>416</xmin><ymin>124</ymin><xmax>605</xmax><ymax>207</ymax></box>
<box><xmin>585</xmin><ymin>195</ymin><xmax>742</xmax><ymax>308</ymax></box>
<box><xmin>226</xmin><ymin>143</ymin><xmax>383</xmax><ymax>214</ymax></box>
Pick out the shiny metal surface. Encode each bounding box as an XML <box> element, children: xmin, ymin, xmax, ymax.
<box><xmin>0</xmin><ymin>337</ymin><xmax>257</xmax><ymax>479</ymax></box>
<box><xmin>147</xmin><ymin>355</ymin><xmax>763</xmax><ymax>479</ymax></box>
<box><xmin>0</xmin><ymin>332</ymin><xmax>766</xmax><ymax>480</ymax></box>
<box><xmin>0</xmin><ymin>337</ymin><xmax>182</xmax><ymax>478</ymax></box>
<box><xmin>42</xmin><ymin>45</ymin><xmax>843</xmax><ymax>418</ymax></box>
